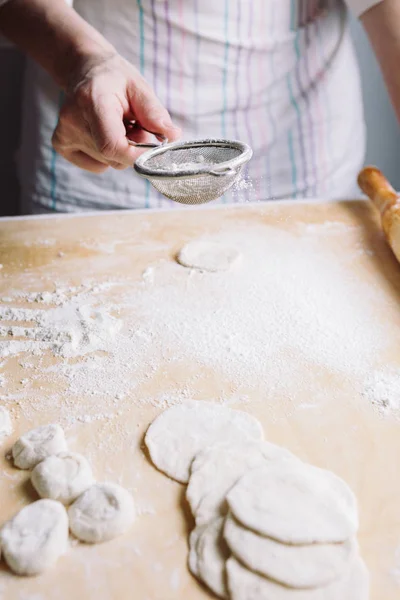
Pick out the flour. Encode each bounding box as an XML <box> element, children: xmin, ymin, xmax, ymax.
<box><xmin>300</xmin><ymin>221</ymin><xmax>357</xmax><ymax>235</ymax></box>
<box><xmin>362</xmin><ymin>370</ymin><xmax>400</xmax><ymax>416</ymax></box>
<box><xmin>170</xmin><ymin>160</ymin><xmax>207</xmax><ymax>171</ymax></box>
<box><xmin>24</xmin><ymin>238</ymin><xmax>56</xmax><ymax>248</ymax></box>
<box><xmin>232</xmin><ymin>175</ymin><xmax>254</xmax><ymax>195</ymax></box>
<box><xmin>0</xmin><ymin>301</ymin><xmax>121</xmax><ymax>359</ymax></box>
<box><xmin>0</xmin><ymin>224</ymin><xmax>396</xmax><ymax>430</ymax></box>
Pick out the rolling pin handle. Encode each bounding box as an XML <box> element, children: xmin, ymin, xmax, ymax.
<box><xmin>358</xmin><ymin>166</ymin><xmax>399</xmax><ymax>216</ymax></box>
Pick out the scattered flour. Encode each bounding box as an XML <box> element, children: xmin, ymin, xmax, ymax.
<box><xmin>0</xmin><ymin>225</ymin><xmax>397</xmax><ymax>427</ymax></box>
<box><xmin>0</xmin><ymin>300</ymin><xmax>121</xmax><ymax>359</ymax></box>
<box><xmin>300</xmin><ymin>221</ymin><xmax>357</xmax><ymax>235</ymax></box>
<box><xmin>233</xmin><ymin>175</ymin><xmax>253</xmax><ymax>193</ymax></box>
<box><xmin>169</xmin><ymin>159</ymin><xmax>207</xmax><ymax>171</ymax></box>
<box><xmin>362</xmin><ymin>370</ymin><xmax>400</xmax><ymax>416</ymax></box>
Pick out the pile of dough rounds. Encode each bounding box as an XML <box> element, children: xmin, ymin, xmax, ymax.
<box><xmin>0</xmin><ymin>422</ymin><xmax>135</xmax><ymax>576</ymax></box>
<box><xmin>145</xmin><ymin>402</ymin><xmax>369</xmax><ymax>600</ymax></box>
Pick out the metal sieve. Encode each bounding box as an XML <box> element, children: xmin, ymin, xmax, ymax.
<box><xmin>131</xmin><ymin>137</ymin><xmax>253</xmax><ymax>205</ymax></box>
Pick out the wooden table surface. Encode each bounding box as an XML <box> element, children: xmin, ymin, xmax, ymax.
<box><xmin>0</xmin><ymin>200</ymin><xmax>400</xmax><ymax>600</ymax></box>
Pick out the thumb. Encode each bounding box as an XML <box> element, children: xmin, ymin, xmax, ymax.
<box><xmin>128</xmin><ymin>81</ymin><xmax>181</xmax><ymax>143</ymax></box>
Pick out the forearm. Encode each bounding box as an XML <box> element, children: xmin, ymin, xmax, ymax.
<box><xmin>0</xmin><ymin>0</ymin><xmax>115</xmax><ymax>89</ymax></box>
<box><xmin>361</xmin><ymin>0</ymin><xmax>400</xmax><ymax>123</ymax></box>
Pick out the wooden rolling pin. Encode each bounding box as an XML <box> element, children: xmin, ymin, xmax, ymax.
<box><xmin>358</xmin><ymin>166</ymin><xmax>400</xmax><ymax>262</ymax></box>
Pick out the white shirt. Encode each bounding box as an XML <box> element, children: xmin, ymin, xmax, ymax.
<box><xmin>17</xmin><ymin>0</ymin><xmax>380</xmax><ymax>213</ymax></box>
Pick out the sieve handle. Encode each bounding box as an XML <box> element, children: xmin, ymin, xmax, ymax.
<box><xmin>124</xmin><ymin>119</ymin><xmax>168</xmax><ymax>148</ymax></box>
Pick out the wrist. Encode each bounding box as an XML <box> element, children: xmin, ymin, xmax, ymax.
<box><xmin>48</xmin><ymin>6</ymin><xmax>118</xmax><ymax>90</ymax></box>
<box><xmin>58</xmin><ymin>38</ymin><xmax>117</xmax><ymax>91</ymax></box>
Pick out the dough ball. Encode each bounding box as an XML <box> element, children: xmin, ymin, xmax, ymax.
<box><xmin>0</xmin><ymin>406</ymin><xmax>12</xmax><ymax>440</ymax></box>
<box><xmin>68</xmin><ymin>482</ymin><xmax>135</xmax><ymax>543</ymax></box>
<box><xmin>177</xmin><ymin>240</ymin><xmax>241</xmax><ymax>272</ymax></box>
<box><xmin>187</xmin><ymin>440</ymin><xmax>295</xmax><ymax>525</ymax></box>
<box><xmin>145</xmin><ymin>401</ymin><xmax>264</xmax><ymax>483</ymax></box>
<box><xmin>227</xmin><ymin>462</ymin><xmax>358</xmax><ymax>544</ymax></box>
<box><xmin>31</xmin><ymin>452</ymin><xmax>94</xmax><ymax>505</ymax></box>
<box><xmin>12</xmin><ymin>423</ymin><xmax>67</xmax><ymax>470</ymax></box>
<box><xmin>188</xmin><ymin>518</ymin><xmax>230</xmax><ymax>599</ymax></box>
<box><xmin>0</xmin><ymin>499</ymin><xmax>68</xmax><ymax>576</ymax></box>
<box><xmin>226</xmin><ymin>556</ymin><xmax>369</xmax><ymax>600</ymax></box>
<box><xmin>224</xmin><ymin>513</ymin><xmax>358</xmax><ymax>589</ymax></box>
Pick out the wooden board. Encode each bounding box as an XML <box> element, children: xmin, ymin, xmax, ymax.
<box><xmin>1</xmin><ymin>200</ymin><xmax>400</xmax><ymax>599</ymax></box>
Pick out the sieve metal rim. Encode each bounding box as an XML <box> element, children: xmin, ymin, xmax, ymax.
<box><xmin>133</xmin><ymin>138</ymin><xmax>253</xmax><ymax>180</ymax></box>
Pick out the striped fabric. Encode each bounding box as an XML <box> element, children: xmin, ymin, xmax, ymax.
<box><xmin>18</xmin><ymin>0</ymin><xmax>366</xmax><ymax>213</ymax></box>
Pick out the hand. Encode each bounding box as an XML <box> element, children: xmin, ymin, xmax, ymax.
<box><xmin>52</xmin><ymin>51</ymin><xmax>181</xmax><ymax>173</ymax></box>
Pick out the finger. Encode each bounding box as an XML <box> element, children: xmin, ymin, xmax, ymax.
<box><xmin>125</xmin><ymin>122</ymin><xmax>154</xmax><ymax>145</ymax></box>
<box><xmin>109</xmin><ymin>161</ymin><xmax>129</xmax><ymax>170</ymax></box>
<box><xmin>75</xmin><ymin>141</ymin><xmax>129</xmax><ymax>170</ymax></box>
<box><xmin>128</xmin><ymin>82</ymin><xmax>181</xmax><ymax>143</ymax></box>
<box><xmin>59</xmin><ymin>149</ymin><xmax>109</xmax><ymax>173</ymax></box>
<box><xmin>53</xmin><ymin>115</ymin><xmax>131</xmax><ymax>171</ymax></box>
<box><xmin>87</xmin><ymin>97</ymin><xmax>140</xmax><ymax>167</ymax></box>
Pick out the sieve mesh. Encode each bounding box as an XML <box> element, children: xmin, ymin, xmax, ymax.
<box><xmin>134</xmin><ymin>139</ymin><xmax>253</xmax><ymax>205</ymax></box>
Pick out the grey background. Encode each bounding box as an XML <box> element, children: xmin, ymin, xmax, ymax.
<box><xmin>0</xmin><ymin>15</ymin><xmax>399</xmax><ymax>217</ymax></box>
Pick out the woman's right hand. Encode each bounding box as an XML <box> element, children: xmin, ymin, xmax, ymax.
<box><xmin>52</xmin><ymin>51</ymin><xmax>181</xmax><ymax>173</ymax></box>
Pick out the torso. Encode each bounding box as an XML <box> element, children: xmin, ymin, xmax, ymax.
<box><xmin>19</xmin><ymin>0</ymin><xmax>366</xmax><ymax>212</ymax></box>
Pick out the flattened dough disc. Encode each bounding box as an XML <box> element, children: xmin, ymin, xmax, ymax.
<box><xmin>187</xmin><ymin>440</ymin><xmax>294</xmax><ymax>524</ymax></box>
<box><xmin>227</xmin><ymin>461</ymin><xmax>358</xmax><ymax>544</ymax></box>
<box><xmin>189</xmin><ymin>518</ymin><xmax>230</xmax><ymax>599</ymax></box>
<box><xmin>226</xmin><ymin>556</ymin><xmax>369</xmax><ymax>600</ymax></box>
<box><xmin>145</xmin><ymin>401</ymin><xmax>263</xmax><ymax>483</ymax></box>
<box><xmin>177</xmin><ymin>240</ymin><xmax>241</xmax><ymax>272</ymax></box>
<box><xmin>224</xmin><ymin>513</ymin><xmax>358</xmax><ymax>589</ymax></box>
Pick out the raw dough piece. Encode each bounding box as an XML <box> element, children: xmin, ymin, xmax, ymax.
<box><xmin>31</xmin><ymin>452</ymin><xmax>94</xmax><ymax>505</ymax></box>
<box><xmin>0</xmin><ymin>406</ymin><xmax>12</xmax><ymax>440</ymax></box>
<box><xmin>224</xmin><ymin>513</ymin><xmax>358</xmax><ymax>589</ymax></box>
<box><xmin>177</xmin><ymin>240</ymin><xmax>241</xmax><ymax>272</ymax></box>
<box><xmin>12</xmin><ymin>423</ymin><xmax>67</xmax><ymax>469</ymax></box>
<box><xmin>68</xmin><ymin>482</ymin><xmax>135</xmax><ymax>543</ymax></box>
<box><xmin>189</xmin><ymin>518</ymin><xmax>230</xmax><ymax>599</ymax></box>
<box><xmin>188</xmin><ymin>524</ymin><xmax>206</xmax><ymax>577</ymax></box>
<box><xmin>187</xmin><ymin>440</ymin><xmax>295</xmax><ymax>525</ymax></box>
<box><xmin>227</xmin><ymin>462</ymin><xmax>358</xmax><ymax>544</ymax></box>
<box><xmin>0</xmin><ymin>499</ymin><xmax>68</xmax><ymax>575</ymax></box>
<box><xmin>145</xmin><ymin>402</ymin><xmax>264</xmax><ymax>483</ymax></box>
<box><xmin>226</xmin><ymin>556</ymin><xmax>369</xmax><ymax>600</ymax></box>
